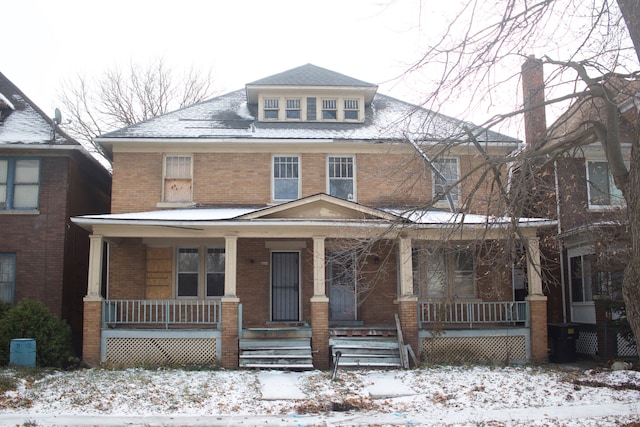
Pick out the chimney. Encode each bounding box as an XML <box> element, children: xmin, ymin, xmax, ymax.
<box><xmin>521</xmin><ymin>56</ymin><xmax>547</xmax><ymax>148</ymax></box>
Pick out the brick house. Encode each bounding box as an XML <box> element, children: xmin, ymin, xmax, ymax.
<box><xmin>521</xmin><ymin>57</ymin><xmax>635</xmax><ymax>360</ymax></box>
<box><xmin>0</xmin><ymin>71</ymin><xmax>111</xmax><ymax>354</ymax></box>
<box><xmin>73</xmin><ymin>64</ymin><xmax>552</xmax><ymax>369</ymax></box>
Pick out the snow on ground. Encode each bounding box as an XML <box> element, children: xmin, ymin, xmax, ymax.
<box><xmin>0</xmin><ymin>364</ymin><xmax>639</xmax><ymax>426</ymax></box>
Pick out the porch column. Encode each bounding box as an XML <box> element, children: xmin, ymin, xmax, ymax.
<box><xmin>396</xmin><ymin>237</ymin><xmax>419</xmax><ymax>366</ymax></box>
<box><xmin>83</xmin><ymin>234</ymin><xmax>104</xmax><ymax>366</ymax></box>
<box><xmin>221</xmin><ymin>235</ymin><xmax>239</xmax><ymax>369</ymax></box>
<box><xmin>311</xmin><ymin>236</ymin><xmax>330</xmax><ymax>369</ymax></box>
<box><xmin>525</xmin><ymin>236</ymin><xmax>548</xmax><ymax>363</ymax></box>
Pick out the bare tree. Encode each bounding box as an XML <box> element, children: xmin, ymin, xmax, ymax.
<box><xmin>397</xmin><ymin>0</ymin><xmax>640</xmax><ymax>348</ymax></box>
<box><xmin>58</xmin><ymin>57</ymin><xmax>217</xmax><ymax>161</ymax></box>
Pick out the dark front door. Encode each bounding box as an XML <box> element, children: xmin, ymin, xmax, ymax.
<box><xmin>271</xmin><ymin>252</ymin><xmax>300</xmax><ymax>321</ymax></box>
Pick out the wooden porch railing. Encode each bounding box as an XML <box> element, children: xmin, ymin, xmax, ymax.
<box><xmin>103</xmin><ymin>299</ymin><xmax>221</xmax><ymax>329</ymax></box>
<box><xmin>418</xmin><ymin>301</ymin><xmax>529</xmax><ymax>329</ymax></box>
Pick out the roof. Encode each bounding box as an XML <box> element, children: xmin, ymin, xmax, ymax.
<box><xmin>0</xmin><ymin>71</ymin><xmax>76</xmax><ymax>146</ymax></box>
<box><xmin>97</xmin><ymin>65</ymin><xmax>518</xmax><ymax>146</ymax></box>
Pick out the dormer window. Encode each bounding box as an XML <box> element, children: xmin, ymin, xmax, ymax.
<box><xmin>286</xmin><ymin>98</ymin><xmax>301</xmax><ymax>119</ymax></box>
<box><xmin>264</xmin><ymin>98</ymin><xmax>279</xmax><ymax>120</ymax></box>
<box><xmin>344</xmin><ymin>99</ymin><xmax>359</xmax><ymax>120</ymax></box>
<box><xmin>322</xmin><ymin>99</ymin><xmax>338</xmax><ymax>120</ymax></box>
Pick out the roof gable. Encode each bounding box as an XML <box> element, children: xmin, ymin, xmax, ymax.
<box><xmin>247</xmin><ymin>64</ymin><xmax>377</xmax><ymax>88</ymax></box>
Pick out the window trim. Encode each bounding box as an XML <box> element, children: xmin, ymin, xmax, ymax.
<box><xmin>272</xmin><ymin>155</ymin><xmax>301</xmax><ymax>202</ymax></box>
<box><xmin>0</xmin><ymin>157</ymin><xmax>40</xmax><ymax>211</ymax></box>
<box><xmin>343</xmin><ymin>99</ymin><xmax>360</xmax><ymax>121</ymax></box>
<box><xmin>321</xmin><ymin>98</ymin><xmax>338</xmax><ymax>121</ymax></box>
<box><xmin>0</xmin><ymin>253</ymin><xmax>16</xmax><ymax>304</ymax></box>
<box><xmin>327</xmin><ymin>155</ymin><xmax>356</xmax><ymax>201</ymax></box>
<box><xmin>412</xmin><ymin>244</ymin><xmax>477</xmax><ymax>300</ymax></box>
<box><xmin>162</xmin><ymin>154</ymin><xmax>193</xmax><ymax>205</ymax></box>
<box><xmin>285</xmin><ymin>98</ymin><xmax>302</xmax><ymax>120</ymax></box>
<box><xmin>432</xmin><ymin>157</ymin><xmax>460</xmax><ymax>205</ymax></box>
<box><xmin>176</xmin><ymin>246</ymin><xmax>226</xmax><ymax>299</ymax></box>
<box><xmin>586</xmin><ymin>160</ymin><xmax>625</xmax><ymax>209</ymax></box>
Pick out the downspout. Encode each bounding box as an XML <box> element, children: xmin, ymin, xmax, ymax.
<box><xmin>554</xmin><ymin>160</ymin><xmax>567</xmax><ymax>323</ymax></box>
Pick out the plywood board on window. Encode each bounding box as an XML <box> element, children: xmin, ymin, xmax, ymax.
<box><xmin>146</xmin><ymin>247</ymin><xmax>172</xmax><ymax>299</ymax></box>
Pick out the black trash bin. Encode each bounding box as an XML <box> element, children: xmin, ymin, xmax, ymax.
<box><xmin>548</xmin><ymin>323</ymin><xmax>579</xmax><ymax>363</ymax></box>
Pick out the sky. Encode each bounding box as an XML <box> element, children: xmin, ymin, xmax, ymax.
<box><xmin>2</xmin><ymin>0</ymin><xmax>454</xmax><ymax>129</ymax></box>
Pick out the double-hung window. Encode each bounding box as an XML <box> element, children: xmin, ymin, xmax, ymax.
<box><xmin>286</xmin><ymin>98</ymin><xmax>301</xmax><ymax>120</ymax></box>
<box><xmin>344</xmin><ymin>99</ymin><xmax>359</xmax><ymax>120</ymax></box>
<box><xmin>0</xmin><ymin>254</ymin><xmax>15</xmax><ymax>303</ymax></box>
<box><xmin>328</xmin><ymin>156</ymin><xmax>355</xmax><ymax>201</ymax></box>
<box><xmin>264</xmin><ymin>98</ymin><xmax>279</xmax><ymax>120</ymax></box>
<box><xmin>273</xmin><ymin>156</ymin><xmax>299</xmax><ymax>201</ymax></box>
<box><xmin>163</xmin><ymin>155</ymin><xmax>192</xmax><ymax>203</ymax></box>
<box><xmin>322</xmin><ymin>99</ymin><xmax>338</xmax><ymax>120</ymax></box>
<box><xmin>413</xmin><ymin>246</ymin><xmax>475</xmax><ymax>299</ymax></box>
<box><xmin>177</xmin><ymin>247</ymin><xmax>225</xmax><ymax>298</ymax></box>
<box><xmin>432</xmin><ymin>158</ymin><xmax>459</xmax><ymax>202</ymax></box>
<box><xmin>586</xmin><ymin>161</ymin><xmax>624</xmax><ymax>207</ymax></box>
<box><xmin>0</xmin><ymin>158</ymin><xmax>40</xmax><ymax>210</ymax></box>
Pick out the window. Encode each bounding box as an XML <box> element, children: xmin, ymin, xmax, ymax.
<box><xmin>328</xmin><ymin>156</ymin><xmax>354</xmax><ymax>200</ymax></box>
<box><xmin>264</xmin><ymin>98</ymin><xmax>279</xmax><ymax>120</ymax></box>
<box><xmin>273</xmin><ymin>156</ymin><xmax>299</xmax><ymax>201</ymax></box>
<box><xmin>164</xmin><ymin>155</ymin><xmax>192</xmax><ymax>203</ymax></box>
<box><xmin>0</xmin><ymin>158</ymin><xmax>40</xmax><ymax>210</ymax></box>
<box><xmin>344</xmin><ymin>99</ymin><xmax>359</xmax><ymax>120</ymax></box>
<box><xmin>206</xmin><ymin>248</ymin><xmax>225</xmax><ymax>297</ymax></box>
<box><xmin>322</xmin><ymin>99</ymin><xmax>337</xmax><ymax>120</ymax></box>
<box><xmin>177</xmin><ymin>248</ymin><xmax>199</xmax><ymax>297</ymax></box>
<box><xmin>286</xmin><ymin>98</ymin><xmax>301</xmax><ymax>119</ymax></box>
<box><xmin>0</xmin><ymin>254</ymin><xmax>15</xmax><ymax>303</ymax></box>
<box><xmin>177</xmin><ymin>247</ymin><xmax>225</xmax><ymax>298</ymax></box>
<box><xmin>433</xmin><ymin>158</ymin><xmax>459</xmax><ymax>202</ymax></box>
<box><xmin>570</xmin><ymin>253</ymin><xmax>621</xmax><ymax>303</ymax></box>
<box><xmin>587</xmin><ymin>161</ymin><xmax>624</xmax><ymax>207</ymax></box>
<box><xmin>413</xmin><ymin>246</ymin><xmax>476</xmax><ymax>299</ymax></box>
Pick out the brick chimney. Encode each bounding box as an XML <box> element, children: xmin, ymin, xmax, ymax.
<box><xmin>521</xmin><ymin>56</ymin><xmax>547</xmax><ymax>148</ymax></box>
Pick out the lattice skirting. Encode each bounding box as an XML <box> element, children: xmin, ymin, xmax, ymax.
<box><xmin>421</xmin><ymin>335</ymin><xmax>527</xmax><ymax>364</ymax></box>
<box><xmin>105</xmin><ymin>337</ymin><xmax>218</xmax><ymax>367</ymax></box>
<box><xmin>576</xmin><ymin>330</ymin><xmax>598</xmax><ymax>356</ymax></box>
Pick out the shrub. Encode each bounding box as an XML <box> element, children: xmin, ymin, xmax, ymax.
<box><xmin>0</xmin><ymin>299</ymin><xmax>74</xmax><ymax>368</ymax></box>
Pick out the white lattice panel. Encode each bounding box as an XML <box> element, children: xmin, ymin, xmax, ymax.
<box><xmin>617</xmin><ymin>335</ymin><xmax>638</xmax><ymax>358</ymax></box>
<box><xmin>106</xmin><ymin>337</ymin><xmax>217</xmax><ymax>367</ymax></box>
<box><xmin>576</xmin><ymin>331</ymin><xmax>598</xmax><ymax>356</ymax></box>
<box><xmin>421</xmin><ymin>335</ymin><xmax>527</xmax><ymax>364</ymax></box>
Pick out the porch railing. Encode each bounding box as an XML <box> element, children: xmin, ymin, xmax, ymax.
<box><xmin>103</xmin><ymin>299</ymin><xmax>221</xmax><ymax>329</ymax></box>
<box><xmin>418</xmin><ymin>301</ymin><xmax>529</xmax><ymax>329</ymax></box>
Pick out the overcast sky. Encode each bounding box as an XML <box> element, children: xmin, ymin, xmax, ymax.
<box><xmin>3</xmin><ymin>1</ymin><xmax>443</xmax><ymax>113</ymax></box>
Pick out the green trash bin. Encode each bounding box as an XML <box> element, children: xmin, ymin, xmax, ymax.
<box><xmin>10</xmin><ymin>338</ymin><xmax>36</xmax><ymax>367</ymax></box>
<box><xmin>548</xmin><ymin>323</ymin><xmax>579</xmax><ymax>363</ymax></box>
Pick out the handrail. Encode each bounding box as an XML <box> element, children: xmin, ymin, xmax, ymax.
<box><xmin>103</xmin><ymin>299</ymin><xmax>221</xmax><ymax>329</ymax></box>
<box><xmin>418</xmin><ymin>301</ymin><xmax>529</xmax><ymax>329</ymax></box>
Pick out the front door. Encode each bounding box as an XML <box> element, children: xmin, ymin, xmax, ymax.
<box><xmin>329</xmin><ymin>251</ymin><xmax>357</xmax><ymax>321</ymax></box>
<box><xmin>271</xmin><ymin>252</ymin><xmax>300</xmax><ymax>321</ymax></box>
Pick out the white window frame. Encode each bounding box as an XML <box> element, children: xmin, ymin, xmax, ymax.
<box><xmin>285</xmin><ymin>98</ymin><xmax>302</xmax><ymax>120</ymax></box>
<box><xmin>176</xmin><ymin>246</ymin><xmax>225</xmax><ymax>299</ymax></box>
<box><xmin>321</xmin><ymin>99</ymin><xmax>338</xmax><ymax>120</ymax></box>
<box><xmin>0</xmin><ymin>157</ymin><xmax>40</xmax><ymax>211</ymax></box>
<box><xmin>0</xmin><ymin>253</ymin><xmax>16</xmax><ymax>304</ymax></box>
<box><xmin>343</xmin><ymin>99</ymin><xmax>360</xmax><ymax>121</ymax></box>
<box><xmin>263</xmin><ymin>97</ymin><xmax>280</xmax><ymax>120</ymax></box>
<box><xmin>432</xmin><ymin>158</ymin><xmax>460</xmax><ymax>204</ymax></box>
<box><xmin>272</xmin><ymin>155</ymin><xmax>300</xmax><ymax>202</ymax></box>
<box><xmin>162</xmin><ymin>155</ymin><xmax>193</xmax><ymax>204</ymax></box>
<box><xmin>586</xmin><ymin>160</ymin><xmax>625</xmax><ymax>208</ymax></box>
<box><xmin>327</xmin><ymin>155</ymin><xmax>356</xmax><ymax>201</ymax></box>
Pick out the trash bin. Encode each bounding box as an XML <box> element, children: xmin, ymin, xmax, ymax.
<box><xmin>547</xmin><ymin>323</ymin><xmax>579</xmax><ymax>363</ymax></box>
<box><xmin>10</xmin><ymin>338</ymin><xmax>36</xmax><ymax>367</ymax></box>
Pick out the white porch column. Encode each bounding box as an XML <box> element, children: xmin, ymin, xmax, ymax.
<box><xmin>312</xmin><ymin>236</ymin><xmax>327</xmax><ymax>299</ymax></box>
<box><xmin>86</xmin><ymin>234</ymin><xmax>103</xmax><ymax>299</ymax></box>
<box><xmin>398</xmin><ymin>237</ymin><xmax>414</xmax><ymax>298</ymax></box>
<box><xmin>224</xmin><ymin>236</ymin><xmax>238</xmax><ymax>297</ymax></box>
<box><xmin>526</xmin><ymin>236</ymin><xmax>544</xmax><ymax>296</ymax></box>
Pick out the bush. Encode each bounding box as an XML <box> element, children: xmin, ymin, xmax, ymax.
<box><xmin>0</xmin><ymin>299</ymin><xmax>74</xmax><ymax>368</ymax></box>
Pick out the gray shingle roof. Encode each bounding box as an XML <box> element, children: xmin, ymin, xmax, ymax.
<box><xmin>247</xmin><ymin>64</ymin><xmax>377</xmax><ymax>87</ymax></box>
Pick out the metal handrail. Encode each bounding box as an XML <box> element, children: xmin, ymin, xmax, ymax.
<box><xmin>103</xmin><ymin>299</ymin><xmax>221</xmax><ymax>329</ymax></box>
<box><xmin>418</xmin><ymin>301</ymin><xmax>529</xmax><ymax>328</ymax></box>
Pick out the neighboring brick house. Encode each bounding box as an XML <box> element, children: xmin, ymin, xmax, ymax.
<box><xmin>0</xmin><ymin>71</ymin><xmax>111</xmax><ymax>355</ymax></box>
<box><xmin>73</xmin><ymin>64</ymin><xmax>553</xmax><ymax>369</ymax></box>
<box><xmin>521</xmin><ymin>57</ymin><xmax>635</xmax><ymax>360</ymax></box>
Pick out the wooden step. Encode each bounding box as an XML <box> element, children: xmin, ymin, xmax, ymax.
<box><xmin>239</xmin><ymin>336</ymin><xmax>313</xmax><ymax>370</ymax></box>
<box><xmin>330</xmin><ymin>337</ymin><xmax>401</xmax><ymax>369</ymax></box>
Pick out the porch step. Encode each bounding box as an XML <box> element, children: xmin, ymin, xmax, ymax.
<box><xmin>239</xmin><ymin>337</ymin><xmax>313</xmax><ymax>370</ymax></box>
<box><xmin>330</xmin><ymin>337</ymin><xmax>402</xmax><ymax>369</ymax></box>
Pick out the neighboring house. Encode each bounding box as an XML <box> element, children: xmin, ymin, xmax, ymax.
<box><xmin>73</xmin><ymin>64</ymin><xmax>553</xmax><ymax>369</ymax></box>
<box><xmin>521</xmin><ymin>57</ymin><xmax>635</xmax><ymax>360</ymax></box>
<box><xmin>0</xmin><ymin>71</ymin><xmax>111</xmax><ymax>355</ymax></box>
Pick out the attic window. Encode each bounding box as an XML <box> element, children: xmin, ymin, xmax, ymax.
<box><xmin>344</xmin><ymin>99</ymin><xmax>359</xmax><ymax>120</ymax></box>
<box><xmin>264</xmin><ymin>98</ymin><xmax>279</xmax><ymax>120</ymax></box>
<box><xmin>286</xmin><ymin>99</ymin><xmax>301</xmax><ymax>119</ymax></box>
<box><xmin>322</xmin><ymin>99</ymin><xmax>338</xmax><ymax>120</ymax></box>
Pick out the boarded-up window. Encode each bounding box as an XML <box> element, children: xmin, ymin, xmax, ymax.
<box><xmin>164</xmin><ymin>156</ymin><xmax>192</xmax><ymax>203</ymax></box>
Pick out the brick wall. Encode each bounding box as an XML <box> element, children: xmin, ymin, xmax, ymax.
<box><xmin>82</xmin><ymin>298</ymin><xmax>102</xmax><ymax>365</ymax></box>
<box><xmin>527</xmin><ymin>297</ymin><xmax>548</xmax><ymax>362</ymax></box>
<box><xmin>108</xmin><ymin>239</ymin><xmax>146</xmax><ymax>299</ymax></box>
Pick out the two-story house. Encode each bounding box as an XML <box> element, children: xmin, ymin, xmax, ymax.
<box><xmin>521</xmin><ymin>57</ymin><xmax>635</xmax><ymax>361</ymax></box>
<box><xmin>73</xmin><ymin>64</ymin><xmax>552</xmax><ymax>369</ymax></box>
<box><xmin>0</xmin><ymin>71</ymin><xmax>111</xmax><ymax>355</ymax></box>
